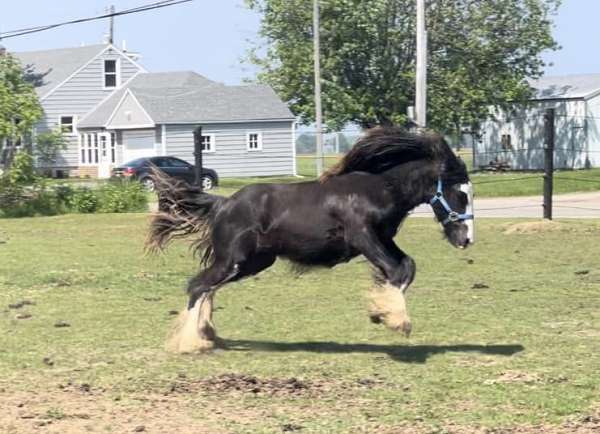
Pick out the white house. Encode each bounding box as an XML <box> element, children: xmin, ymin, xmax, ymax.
<box><xmin>476</xmin><ymin>74</ymin><xmax>600</xmax><ymax>170</ymax></box>
<box><xmin>14</xmin><ymin>44</ymin><xmax>296</xmax><ymax>178</ymax></box>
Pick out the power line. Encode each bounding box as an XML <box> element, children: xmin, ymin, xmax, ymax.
<box><xmin>0</xmin><ymin>0</ymin><xmax>194</xmax><ymax>40</ymax></box>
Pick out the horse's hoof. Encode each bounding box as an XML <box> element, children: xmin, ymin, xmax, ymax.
<box><xmin>180</xmin><ymin>338</ymin><xmax>216</xmax><ymax>354</ymax></box>
<box><xmin>399</xmin><ymin>320</ymin><xmax>412</xmax><ymax>338</ymax></box>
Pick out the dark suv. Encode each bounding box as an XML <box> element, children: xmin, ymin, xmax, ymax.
<box><xmin>111</xmin><ymin>156</ymin><xmax>219</xmax><ymax>191</ymax></box>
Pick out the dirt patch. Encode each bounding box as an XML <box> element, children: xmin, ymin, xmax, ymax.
<box><xmin>503</xmin><ymin>220</ymin><xmax>564</xmax><ymax>235</ymax></box>
<box><xmin>503</xmin><ymin>220</ymin><xmax>600</xmax><ymax>235</ymax></box>
<box><xmin>484</xmin><ymin>370</ymin><xmax>543</xmax><ymax>385</ymax></box>
<box><xmin>0</xmin><ymin>388</ymin><xmax>222</xmax><ymax>434</ymax></box>
<box><xmin>382</xmin><ymin>411</ymin><xmax>600</xmax><ymax>434</ymax></box>
<box><xmin>166</xmin><ymin>373</ymin><xmax>325</xmax><ymax>397</ymax></box>
<box><xmin>483</xmin><ymin>370</ymin><xmax>568</xmax><ymax>386</ymax></box>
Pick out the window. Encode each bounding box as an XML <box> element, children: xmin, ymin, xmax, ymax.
<box><xmin>200</xmin><ymin>134</ymin><xmax>215</xmax><ymax>152</ymax></box>
<box><xmin>166</xmin><ymin>157</ymin><xmax>191</xmax><ymax>168</ymax></box>
<box><xmin>110</xmin><ymin>132</ymin><xmax>116</xmax><ymax>163</ymax></box>
<box><xmin>60</xmin><ymin>116</ymin><xmax>76</xmax><ymax>135</ymax></box>
<box><xmin>79</xmin><ymin>133</ymin><xmax>99</xmax><ymax>165</ymax></box>
<box><xmin>501</xmin><ymin>134</ymin><xmax>512</xmax><ymax>150</ymax></box>
<box><xmin>247</xmin><ymin>132</ymin><xmax>262</xmax><ymax>151</ymax></box>
<box><xmin>104</xmin><ymin>59</ymin><xmax>118</xmax><ymax>88</ymax></box>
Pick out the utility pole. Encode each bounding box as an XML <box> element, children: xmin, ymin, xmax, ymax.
<box><xmin>415</xmin><ymin>0</ymin><xmax>427</xmax><ymax>128</ymax></box>
<box><xmin>109</xmin><ymin>5</ymin><xmax>115</xmax><ymax>44</ymax></box>
<box><xmin>543</xmin><ymin>108</ymin><xmax>555</xmax><ymax>220</ymax></box>
<box><xmin>313</xmin><ymin>0</ymin><xmax>324</xmax><ymax>176</ymax></box>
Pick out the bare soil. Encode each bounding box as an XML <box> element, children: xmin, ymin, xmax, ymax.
<box><xmin>2</xmin><ymin>383</ymin><xmax>598</xmax><ymax>434</ymax></box>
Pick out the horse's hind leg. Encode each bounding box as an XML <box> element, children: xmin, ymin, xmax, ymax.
<box><xmin>168</xmin><ymin>262</ymin><xmax>236</xmax><ymax>353</ymax></box>
<box><xmin>169</xmin><ymin>230</ymin><xmax>277</xmax><ymax>354</ymax></box>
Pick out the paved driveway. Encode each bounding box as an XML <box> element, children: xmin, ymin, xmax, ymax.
<box><xmin>411</xmin><ymin>191</ymin><xmax>600</xmax><ymax>218</ymax></box>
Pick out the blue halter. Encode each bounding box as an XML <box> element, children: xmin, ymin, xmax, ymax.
<box><xmin>429</xmin><ymin>178</ymin><xmax>474</xmax><ymax>225</ymax></box>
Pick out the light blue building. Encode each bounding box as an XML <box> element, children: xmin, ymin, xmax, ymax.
<box><xmin>14</xmin><ymin>44</ymin><xmax>296</xmax><ymax>178</ymax></box>
<box><xmin>477</xmin><ymin>74</ymin><xmax>600</xmax><ymax>170</ymax></box>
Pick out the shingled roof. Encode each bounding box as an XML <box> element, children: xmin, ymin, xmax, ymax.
<box><xmin>530</xmin><ymin>73</ymin><xmax>600</xmax><ymax>100</ymax></box>
<box><xmin>78</xmin><ymin>71</ymin><xmax>294</xmax><ymax>127</ymax></box>
<box><xmin>14</xmin><ymin>45</ymin><xmax>106</xmax><ymax>98</ymax></box>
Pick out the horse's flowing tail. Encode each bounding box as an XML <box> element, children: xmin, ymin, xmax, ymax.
<box><xmin>145</xmin><ymin>167</ymin><xmax>226</xmax><ymax>266</ymax></box>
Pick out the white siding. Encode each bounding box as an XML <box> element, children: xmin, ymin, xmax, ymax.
<box><xmin>477</xmin><ymin>100</ymin><xmax>589</xmax><ymax>170</ymax></box>
<box><xmin>106</xmin><ymin>91</ymin><xmax>154</xmax><ymax>128</ymax></box>
<box><xmin>165</xmin><ymin>122</ymin><xmax>294</xmax><ymax>177</ymax></box>
<box><xmin>583</xmin><ymin>94</ymin><xmax>600</xmax><ymax>168</ymax></box>
<box><xmin>35</xmin><ymin>48</ymin><xmax>143</xmax><ymax>168</ymax></box>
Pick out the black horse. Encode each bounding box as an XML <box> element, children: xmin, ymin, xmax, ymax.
<box><xmin>147</xmin><ymin>127</ymin><xmax>474</xmax><ymax>353</ymax></box>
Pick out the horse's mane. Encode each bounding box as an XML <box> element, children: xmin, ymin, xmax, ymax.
<box><xmin>320</xmin><ymin>127</ymin><xmax>455</xmax><ymax>182</ymax></box>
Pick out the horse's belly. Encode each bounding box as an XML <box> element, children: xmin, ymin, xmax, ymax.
<box><xmin>277</xmin><ymin>237</ymin><xmax>358</xmax><ymax>267</ymax></box>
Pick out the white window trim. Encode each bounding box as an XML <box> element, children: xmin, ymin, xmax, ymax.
<box><xmin>79</xmin><ymin>132</ymin><xmax>100</xmax><ymax>166</ymax></box>
<box><xmin>103</xmin><ymin>58</ymin><xmax>121</xmax><ymax>90</ymax></box>
<box><xmin>201</xmin><ymin>133</ymin><xmax>216</xmax><ymax>153</ymax></box>
<box><xmin>59</xmin><ymin>115</ymin><xmax>77</xmax><ymax>136</ymax></box>
<box><xmin>246</xmin><ymin>131</ymin><xmax>263</xmax><ymax>151</ymax></box>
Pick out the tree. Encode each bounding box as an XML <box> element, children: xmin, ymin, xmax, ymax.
<box><xmin>245</xmin><ymin>0</ymin><xmax>560</xmax><ymax>134</ymax></box>
<box><xmin>0</xmin><ymin>52</ymin><xmax>43</xmax><ymax>166</ymax></box>
<box><xmin>34</xmin><ymin>130</ymin><xmax>68</xmax><ymax>172</ymax></box>
<box><xmin>296</xmin><ymin>132</ymin><xmax>316</xmax><ymax>153</ymax></box>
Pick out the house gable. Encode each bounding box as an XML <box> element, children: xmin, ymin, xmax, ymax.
<box><xmin>33</xmin><ymin>45</ymin><xmax>146</xmax><ymax>167</ymax></box>
<box><xmin>106</xmin><ymin>89</ymin><xmax>155</xmax><ymax>129</ymax></box>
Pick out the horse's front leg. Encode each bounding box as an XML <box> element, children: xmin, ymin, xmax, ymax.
<box><xmin>351</xmin><ymin>229</ymin><xmax>415</xmax><ymax>336</ymax></box>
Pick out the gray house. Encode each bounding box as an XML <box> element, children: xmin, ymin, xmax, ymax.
<box><xmin>15</xmin><ymin>44</ymin><xmax>296</xmax><ymax>178</ymax></box>
<box><xmin>476</xmin><ymin>74</ymin><xmax>600</xmax><ymax>170</ymax></box>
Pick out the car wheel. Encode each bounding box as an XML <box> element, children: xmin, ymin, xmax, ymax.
<box><xmin>201</xmin><ymin>175</ymin><xmax>215</xmax><ymax>190</ymax></box>
<box><xmin>141</xmin><ymin>177</ymin><xmax>156</xmax><ymax>191</ymax></box>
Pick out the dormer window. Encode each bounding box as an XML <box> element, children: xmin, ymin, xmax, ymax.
<box><xmin>104</xmin><ymin>59</ymin><xmax>119</xmax><ymax>88</ymax></box>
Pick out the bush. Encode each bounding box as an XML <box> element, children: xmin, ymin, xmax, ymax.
<box><xmin>0</xmin><ymin>179</ymin><xmax>66</xmax><ymax>218</ymax></box>
<box><xmin>0</xmin><ymin>161</ymin><xmax>148</xmax><ymax>217</ymax></box>
<box><xmin>69</xmin><ymin>188</ymin><xmax>99</xmax><ymax>213</ymax></box>
<box><xmin>0</xmin><ymin>153</ymin><xmax>65</xmax><ymax>217</ymax></box>
<box><xmin>7</xmin><ymin>152</ymin><xmax>36</xmax><ymax>185</ymax></box>
<box><xmin>34</xmin><ymin>130</ymin><xmax>68</xmax><ymax>170</ymax></box>
<box><xmin>98</xmin><ymin>180</ymin><xmax>147</xmax><ymax>213</ymax></box>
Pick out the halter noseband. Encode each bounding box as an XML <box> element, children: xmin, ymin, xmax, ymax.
<box><xmin>429</xmin><ymin>178</ymin><xmax>474</xmax><ymax>225</ymax></box>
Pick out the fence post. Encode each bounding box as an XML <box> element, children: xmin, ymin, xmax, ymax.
<box><xmin>193</xmin><ymin>127</ymin><xmax>203</xmax><ymax>191</ymax></box>
<box><xmin>543</xmin><ymin>108</ymin><xmax>555</xmax><ymax>220</ymax></box>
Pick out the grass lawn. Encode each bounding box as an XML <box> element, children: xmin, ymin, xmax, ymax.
<box><xmin>1</xmin><ymin>214</ymin><xmax>599</xmax><ymax>433</ymax></box>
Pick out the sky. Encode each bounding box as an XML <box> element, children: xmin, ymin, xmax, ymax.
<box><xmin>0</xmin><ymin>0</ymin><xmax>262</xmax><ymax>85</ymax></box>
<box><xmin>0</xmin><ymin>0</ymin><xmax>598</xmax><ymax>85</ymax></box>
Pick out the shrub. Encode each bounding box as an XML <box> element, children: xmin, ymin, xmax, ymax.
<box><xmin>0</xmin><ymin>179</ymin><xmax>65</xmax><ymax>218</ymax></box>
<box><xmin>7</xmin><ymin>152</ymin><xmax>36</xmax><ymax>185</ymax></box>
<box><xmin>98</xmin><ymin>180</ymin><xmax>147</xmax><ymax>213</ymax></box>
<box><xmin>69</xmin><ymin>188</ymin><xmax>99</xmax><ymax>213</ymax></box>
<box><xmin>34</xmin><ymin>130</ymin><xmax>68</xmax><ymax>170</ymax></box>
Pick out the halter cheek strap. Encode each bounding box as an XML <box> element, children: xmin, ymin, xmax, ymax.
<box><xmin>429</xmin><ymin>178</ymin><xmax>474</xmax><ymax>225</ymax></box>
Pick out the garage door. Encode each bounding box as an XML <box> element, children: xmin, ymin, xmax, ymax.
<box><xmin>122</xmin><ymin>129</ymin><xmax>157</xmax><ymax>163</ymax></box>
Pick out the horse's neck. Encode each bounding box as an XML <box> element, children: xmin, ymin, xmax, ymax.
<box><xmin>382</xmin><ymin>162</ymin><xmax>437</xmax><ymax>211</ymax></box>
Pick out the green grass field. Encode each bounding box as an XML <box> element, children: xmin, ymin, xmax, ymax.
<box><xmin>1</xmin><ymin>214</ymin><xmax>599</xmax><ymax>433</ymax></box>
